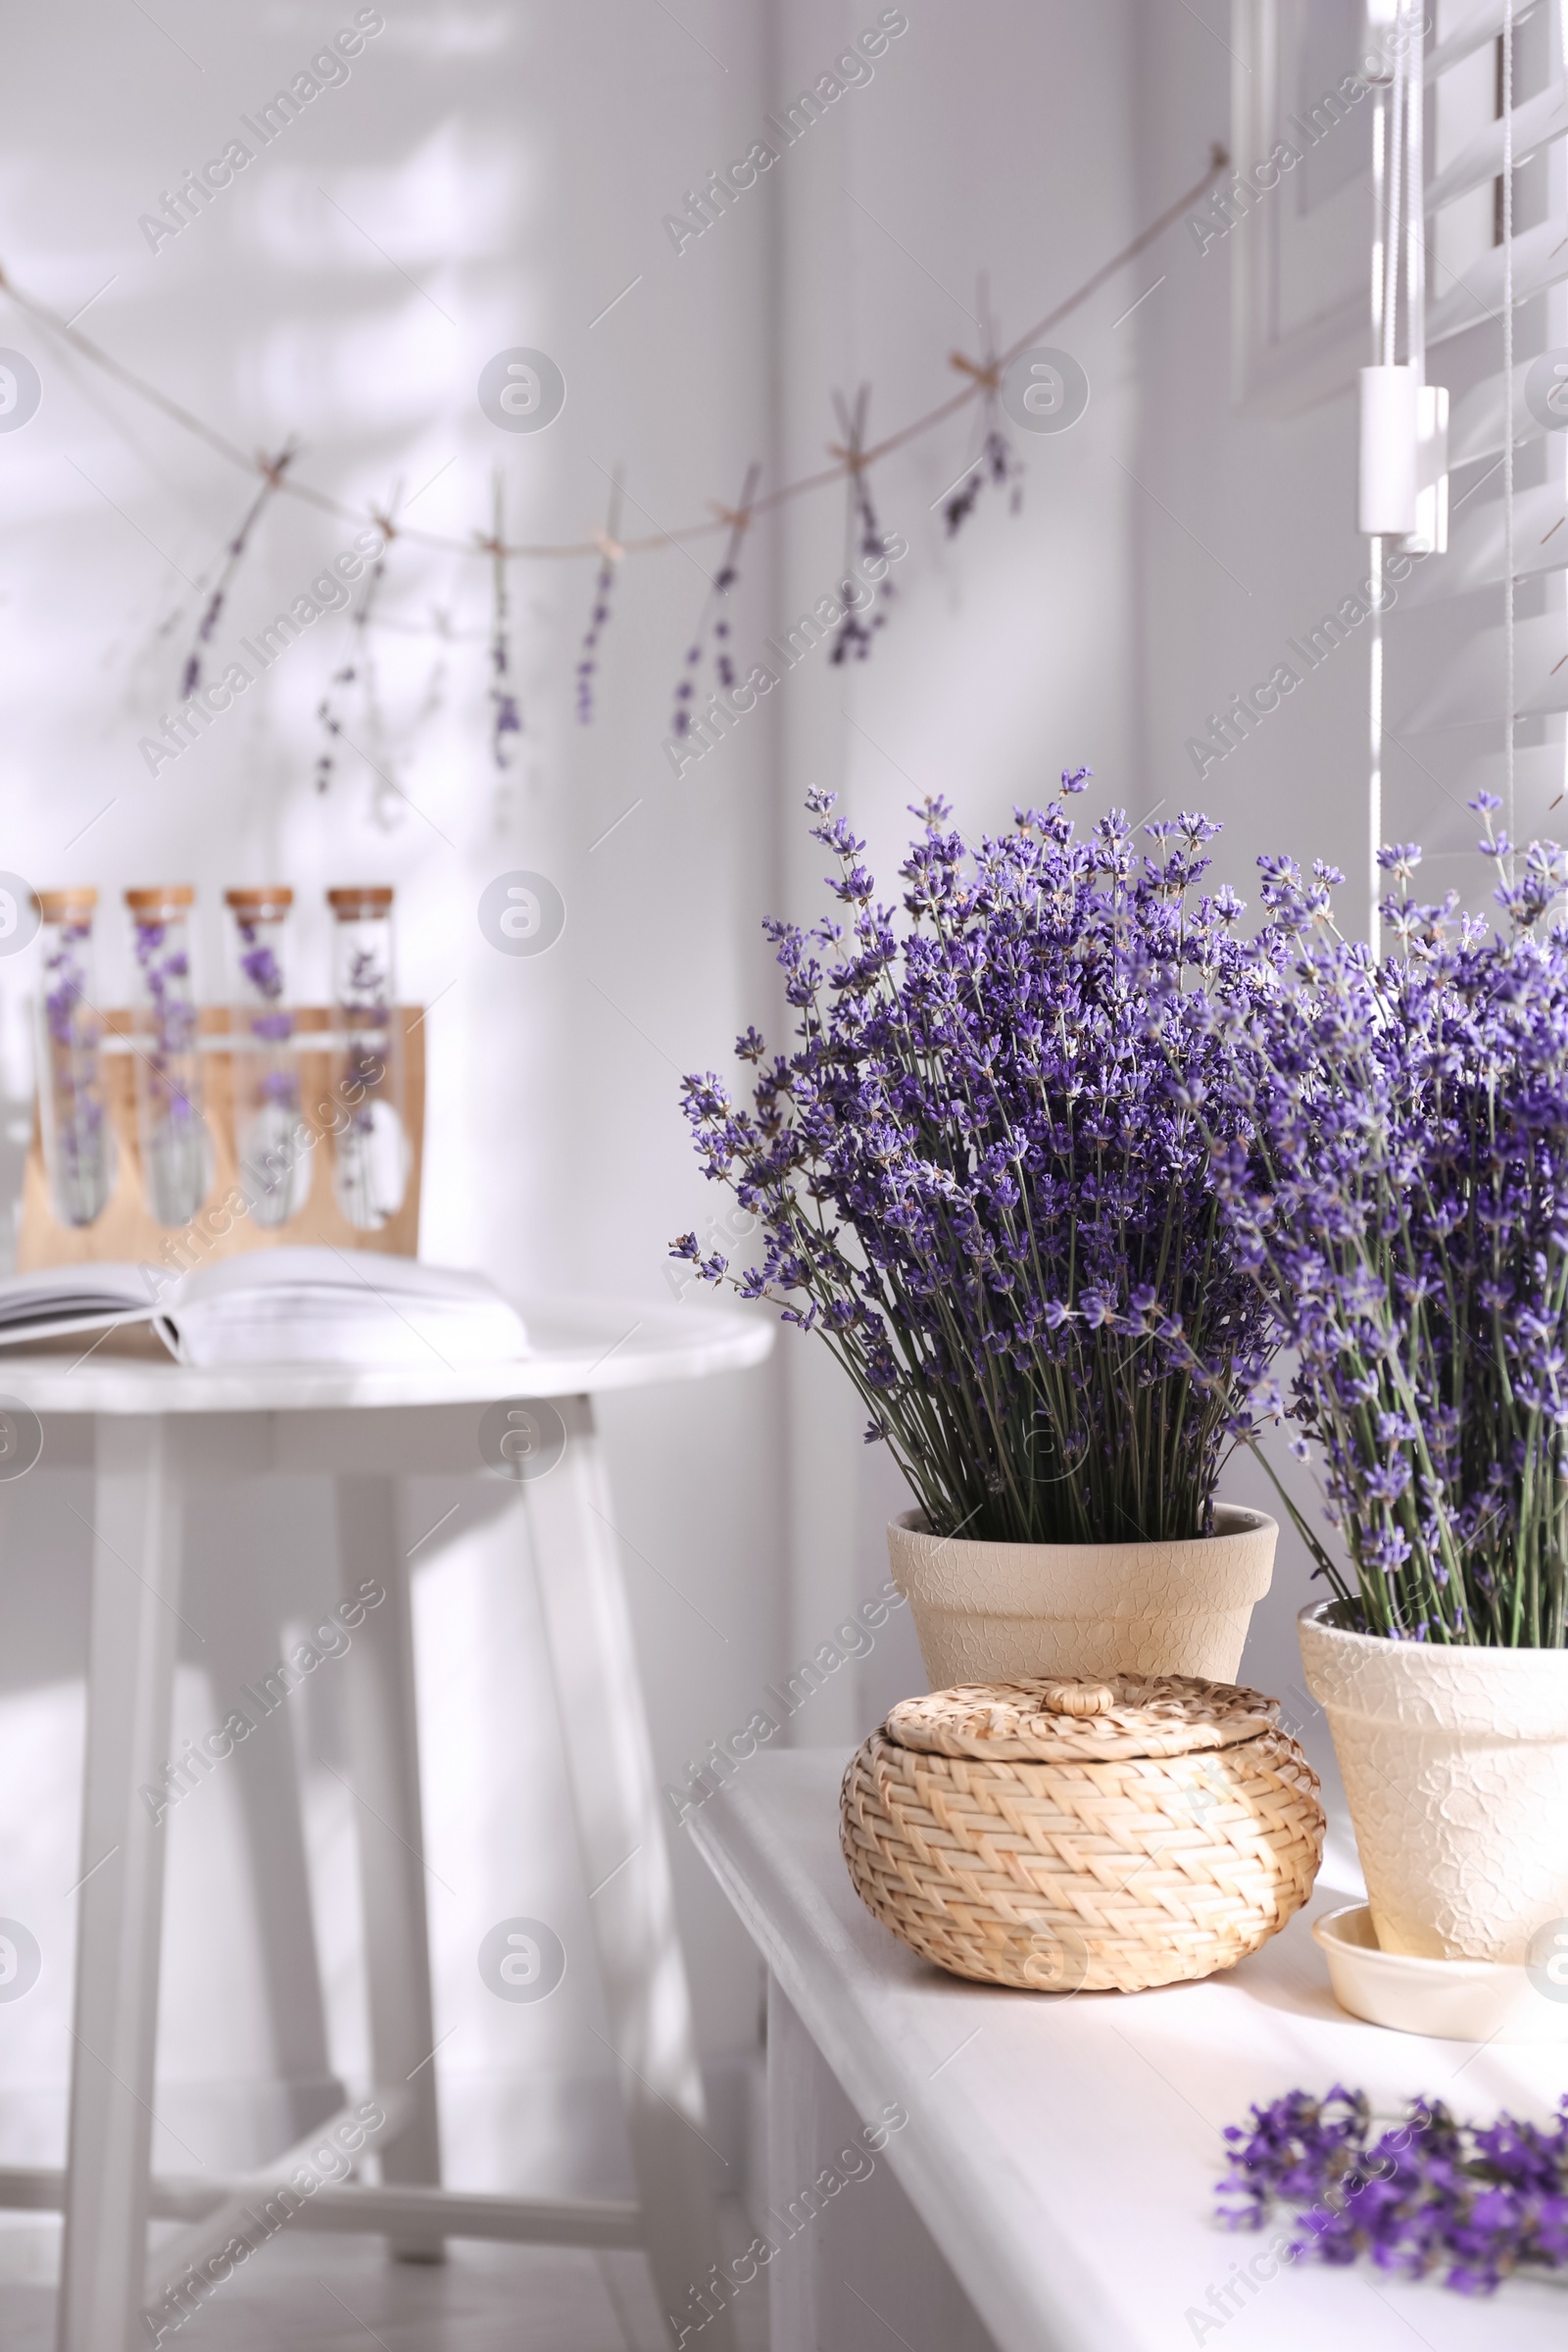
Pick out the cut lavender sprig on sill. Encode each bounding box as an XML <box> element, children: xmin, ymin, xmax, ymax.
<box><xmin>1217</xmin><ymin>2085</ymin><xmax>1568</xmax><ymax>2295</ymax></box>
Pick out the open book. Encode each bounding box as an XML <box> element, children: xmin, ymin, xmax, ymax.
<box><xmin>0</xmin><ymin>1265</ymin><xmax>162</xmax><ymax>1348</ymax></box>
<box><xmin>0</xmin><ymin>1250</ymin><xmax>529</xmax><ymax>1369</ymax></box>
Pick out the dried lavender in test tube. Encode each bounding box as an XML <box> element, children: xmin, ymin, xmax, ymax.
<box><xmin>224</xmin><ymin>885</ymin><xmax>308</xmax><ymax>1228</ymax></box>
<box><xmin>36</xmin><ymin>885</ymin><xmax>114</xmax><ymax>1227</ymax></box>
<box><xmin>125</xmin><ymin>884</ymin><xmax>213</xmax><ymax>1229</ymax></box>
<box><xmin>327</xmin><ymin>884</ymin><xmax>407</xmax><ymax>1231</ymax></box>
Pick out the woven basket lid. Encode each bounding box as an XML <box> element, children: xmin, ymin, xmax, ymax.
<box><xmin>884</xmin><ymin>1675</ymin><xmax>1280</xmax><ymax>1762</ymax></box>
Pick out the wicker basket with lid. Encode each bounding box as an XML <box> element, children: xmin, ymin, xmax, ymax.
<box><xmin>840</xmin><ymin>1675</ymin><xmax>1324</xmax><ymax>1994</ymax></box>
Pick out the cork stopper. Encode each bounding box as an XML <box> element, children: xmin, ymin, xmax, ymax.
<box><xmin>35</xmin><ymin>886</ymin><xmax>98</xmax><ymax>921</ymax></box>
<box><xmin>327</xmin><ymin>885</ymin><xmax>394</xmax><ymax>917</ymax></box>
<box><xmin>125</xmin><ymin>884</ymin><xmax>194</xmax><ymax>915</ymax></box>
<box><xmin>224</xmin><ymin>886</ymin><xmax>293</xmax><ymax>912</ymax></box>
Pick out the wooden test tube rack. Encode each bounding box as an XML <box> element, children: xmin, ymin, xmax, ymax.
<box><xmin>18</xmin><ymin>1005</ymin><xmax>425</xmax><ymax>1274</ymax></box>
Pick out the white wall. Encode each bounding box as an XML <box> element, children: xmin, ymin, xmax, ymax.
<box><xmin>1124</xmin><ymin>4</ymin><xmax>1347</xmax><ymax>1785</ymax></box>
<box><xmin>0</xmin><ymin>0</ymin><xmax>1149</xmax><ymax>2213</ymax></box>
<box><xmin>0</xmin><ymin>0</ymin><xmax>788</xmax><ymax>2198</ymax></box>
<box><xmin>5</xmin><ymin>0</ymin><xmax>1429</xmax><ymax>2238</ymax></box>
<box><xmin>762</xmin><ymin>0</ymin><xmax>1143</xmax><ymax>1731</ymax></box>
<box><xmin>1128</xmin><ymin>0</ymin><xmax>1428</xmax><ymax>1801</ymax></box>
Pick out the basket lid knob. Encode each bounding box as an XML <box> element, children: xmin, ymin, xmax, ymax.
<box><xmin>1039</xmin><ymin>1680</ymin><xmax>1114</xmax><ymax>1717</ymax></box>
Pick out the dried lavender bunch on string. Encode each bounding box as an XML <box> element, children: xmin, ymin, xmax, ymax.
<box><xmin>1217</xmin><ymin>2085</ymin><xmax>1568</xmax><ymax>2295</ymax></box>
<box><xmin>943</xmin><ymin>280</ymin><xmax>1025</xmax><ymax>539</ymax></box>
<box><xmin>1212</xmin><ymin>798</ymin><xmax>1568</xmax><ymax>1645</ymax></box>
<box><xmin>944</xmin><ymin>424</ymin><xmax>1024</xmax><ymax>537</ymax></box>
<box><xmin>576</xmin><ymin>549</ymin><xmax>617</xmax><ymax>723</ymax></box>
<box><xmin>670</xmin><ymin>463</ymin><xmax>760</xmax><ymax>740</ymax></box>
<box><xmin>578</xmin><ymin>476</ymin><xmax>624</xmax><ymax>725</ymax></box>
<box><xmin>828</xmin><ymin>389</ymin><xmax>896</xmax><ymax>664</ymax></box>
<box><xmin>179</xmin><ymin>447</ymin><xmax>295</xmax><ymax>699</ymax></box>
<box><xmin>316</xmin><ymin>656</ymin><xmax>354</xmax><ymax>792</ymax></box>
<box><xmin>485</xmin><ymin>474</ymin><xmax>521</xmax><ymax>770</ymax></box>
<box><xmin>316</xmin><ymin>529</ymin><xmax>389</xmax><ymax>794</ymax></box>
<box><xmin>674</xmin><ymin>774</ymin><xmax>1287</xmax><ymax>1545</ymax></box>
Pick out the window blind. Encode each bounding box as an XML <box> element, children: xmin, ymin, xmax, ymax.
<box><xmin>1379</xmin><ymin>0</ymin><xmax>1568</xmax><ymax>918</ymax></box>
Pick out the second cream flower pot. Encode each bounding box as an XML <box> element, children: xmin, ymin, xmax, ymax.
<box><xmin>886</xmin><ymin>1504</ymin><xmax>1277</xmax><ymax>1687</ymax></box>
<box><xmin>1298</xmin><ymin>1601</ymin><xmax>1568</xmax><ymax>1964</ymax></box>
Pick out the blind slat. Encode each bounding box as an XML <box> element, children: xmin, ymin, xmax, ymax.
<box><xmin>1427</xmin><ymin>214</ymin><xmax>1568</xmax><ymax>344</ymax></box>
<box><xmin>1390</xmin><ymin>6</ymin><xmax>1568</xmax><ymax>840</ymax></box>
<box><xmin>1426</xmin><ymin>82</ymin><xmax>1568</xmax><ymax>215</ymax></box>
<box><xmin>1401</xmin><ymin>480</ymin><xmax>1568</xmax><ymax>602</ymax></box>
<box><xmin>1428</xmin><ymin>0</ymin><xmax>1545</xmax><ymax>82</ymax></box>
<box><xmin>1448</xmin><ymin>365</ymin><xmax>1561</xmax><ymax>464</ymax></box>
<box><xmin>1393</xmin><ymin>610</ymin><xmax>1568</xmax><ymax>730</ymax></box>
<box><xmin>1383</xmin><ymin>741</ymin><xmax>1565</xmax><ymax>833</ymax></box>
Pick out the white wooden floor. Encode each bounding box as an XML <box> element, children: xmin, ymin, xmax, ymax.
<box><xmin>0</xmin><ymin>2211</ymin><xmax>771</xmax><ymax>2351</ymax></box>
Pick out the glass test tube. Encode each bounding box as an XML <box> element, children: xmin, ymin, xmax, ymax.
<box><xmin>36</xmin><ymin>886</ymin><xmax>114</xmax><ymax>1227</ymax></box>
<box><xmin>225</xmin><ymin>885</ymin><xmax>309</xmax><ymax>1227</ymax></box>
<box><xmin>327</xmin><ymin>884</ymin><xmax>408</xmax><ymax>1230</ymax></box>
<box><xmin>126</xmin><ymin>883</ymin><xmax>212</xmax><ymax>1227</ymax></box>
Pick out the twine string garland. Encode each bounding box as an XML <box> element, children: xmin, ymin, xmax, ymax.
<box><xmin>0</xmin><ymin>147</ymin><xmax>1227</xmax><ymax>569</ymax></box>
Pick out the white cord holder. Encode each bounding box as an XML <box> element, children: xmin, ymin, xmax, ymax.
<box><xmin>1362</xmin><ymin>0</ymin><xmax>1403</xmax><ymax>84</ymax></box>
<box><xmin>1359</xmin><ymin>366</ymin><xmax>1448</xmax><ymax>552</ymax></box>
<box><xmin>1406</xmin><ymin>382</ymin><xmax>1449</xmax><ymax>557</ymax></box>
<box><xmin>1360</xmin><ymin>365</ymin><xmax>1418</xmax><ymax>533</ymax></box>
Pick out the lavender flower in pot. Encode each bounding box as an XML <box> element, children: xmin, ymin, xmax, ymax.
<box><xmin>1224</xmin><ymin>813</ymin><xmax>1568</xmax><ymax>1967</ymax></box>
<box><xmin>674</xmin><ymin>778</ymin><xmax>1286</xmax><ymax>1685</ymax></box>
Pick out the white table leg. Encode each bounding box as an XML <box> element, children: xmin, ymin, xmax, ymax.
<box><xmin>523</xmin><ymin>1396</ymin><xmax>735</xmax><ymax>2352</ymax></box>
<box><xmin>766</xmin><ymin>1979</ymin><xmax>997</xmax><ymax>2352</ymax></box>
<box><xmin>336</xmin><ymin>1474</ymin><xmax>445</xmax><ymax>2260</ymax></box>
<box><xmin>58</xmin><ymin>1415</ymin><xmax>185</xmax><ymax>2352</ymax></box>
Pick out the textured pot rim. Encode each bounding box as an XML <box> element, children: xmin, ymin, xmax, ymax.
<box><xmin>1298</xmin><ymin>1596</ymin><xmax>1568</xmax><ymax>1666</ymax></box>
<box><xmin>1298</xmin><ymin>1598</ymin><xmax>1568</xmax><ymax>1741</ymax></box>
<box><xmin>890</xmin><ymin>1501</ymin><xmax>1276</xmax><ymax>1557</ymax></box>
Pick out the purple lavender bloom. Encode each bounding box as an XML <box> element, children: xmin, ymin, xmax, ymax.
<box><xmin>239</xmin><ymin>939</ymin><xmax>283</xmax><ymax>1001</ymax></box>
<box><xmin>233</xmin><ymin>916</ymin><xmax>298</xmax><ymax>1114</ymax></box>
<box><xmin>1218</xmin><ymin>2085</ymin><xmax>1568</xmax><ymax>2294</ymax></box>
<box><xmin>944</xmin><ymin>425</ymin><xmax>1025</xmax><ymax>536</ymax></box>
<box><xmin>1223</xmin><ymin>808</ymin><xmax>1568</xmax><ymax>1644</ymax></box>
<box><xmin>339</xmin><ymin>944</ymin><xmax>390</xmax><ymax>1133</ymax></box>
<box><xmin>131</xmin><ymin>907</ymin><xmax>211</xmax><ymax>1222</ymax></box>
<box><xmin>672</xmin><ymin>778</ymin><xmax>1289</xmax><ymax>1544</ymax></box>
<box><xmin>577</xmin><ymin>556</ymin><xmax>617</xmax><ymax>723</ymax></box>
<box><xmin>133</xmin><ymin>918</ymin><xmax>200</xmax><ymax>1114</ymax></box>
<box><xmin>41</xmin><ymin>921</ymin><xmax>110</xmax><ymax>1223</ymax></box>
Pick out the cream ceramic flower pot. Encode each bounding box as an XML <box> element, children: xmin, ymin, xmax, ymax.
<box><xmin>1298</xmin><ymin>1601</ymin><xmax>1568</xmax><ymax>1964</ymax></box>
<box><xmin>885</xmin><ymin>1504</ymin><xmax>1276</xmax><ymax>1688</ymax></box>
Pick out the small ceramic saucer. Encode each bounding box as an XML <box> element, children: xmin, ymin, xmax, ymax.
<box><xmin>1313</xmin><ymin>1903</ymin><xmax>1568</xmax><ymax>2042</ymax></box>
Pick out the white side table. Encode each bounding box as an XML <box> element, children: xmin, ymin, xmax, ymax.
<box><xmin>0</xmin><ymin>1298</ymin><xmax>769</xmax><ymax>2352</ymax></box>
<box><xmin>691</xmin><ymin>1751</ymin><xmax>1568</xmax><ymax>2352</ymax></box>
